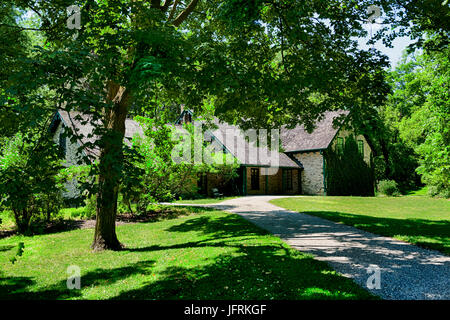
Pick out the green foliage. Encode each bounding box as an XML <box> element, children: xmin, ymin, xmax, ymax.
<box><xmin>123</xmin><ymin>117</ymin><xmax>239</xmax><ymax>214</ymax></box>
<box><xmin>9</xmin><ymin>242</ymin><xmax>24</xmax><ymax>265</ymax></box>
<box><xmin>325</xmin><ymin>136</ymin><xmax>375</xmax><ymax>196</ymax></box>
<box><xmin>377</xmin><ymin>180</ymin><xmax>401</xmax><ymax>196</ymax></box>
<box><xmin>382</xmin><ymin>47</ymin><xmax>450</xmax><ymax>197</ymax></box>
<box><xmin>2</xmin><ymin>0</ymin><xmax>446</xmax><ymax>246</ymax></box>
<box><xmin>83</xmin><ymin>196</ymin><xmax>97</xmax><ymax>220</ymax></box>
<box><xmin>0</xmin><ymin>132</ymin><xmax>66</xmax><ymax>233</ymax></box>
<box><xmin>61</xmin><ymin>165</ymin><xmax>95</xmax><ymax>207</ymax></box>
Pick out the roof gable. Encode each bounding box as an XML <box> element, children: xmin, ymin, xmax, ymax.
<box><xmin>55</xmin><ymin>110</ymin><xmax>144</xmax><ymax>157</ymax></box>
<box><xmin>53</xmin><ymin>109</ymin><xmax>348</xmax><ymax>167</ymax></box>
<box><xmin>208</xmin><ymin>119</ymin><xmax>301</xmax><ymax>168</ymax></box>
<box><xmin>280</xmin><ymin>110</ymin><xmax>349</xmax><ymax>153</ymax></box>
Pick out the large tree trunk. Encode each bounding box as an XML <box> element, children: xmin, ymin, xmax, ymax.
<box><xmin>91</xmin><ymin>1</ymin><xmax>199</xmax><ymax>251</ymax></box>
<box><xmin>91</xmin><ymin>84</ymin><xmax>130</xmax><ymax>251</ymax></box>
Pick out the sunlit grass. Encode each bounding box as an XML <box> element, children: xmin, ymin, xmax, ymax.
<box><xmin>0</xmin><ymin>207</ymin><xmax>375</xmax><ymax>300</ymax></box>
<box><xmin>272</xmin><ymin>196</ymin><xmax>450</xmax><ymax>255</ymax></box>
<box><xmin>171</xmin><ymin>196</ymin><xmax>238</xmax><ymax>204</ymax></box>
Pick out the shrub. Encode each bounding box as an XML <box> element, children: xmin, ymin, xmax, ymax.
<box><xmin>439</xmin><ymin>189</ymin><xmax>450</xmax><ymax>199</ymax></box>
<box><xmin>38</xmin><ymin>190</ymin><xmax>64</xmax><ymax>222</ymax></box>
<box><xmin>83</xmin><ymin>196</ymin><xmax>97</xmax><ymax>219</ymax></box>
<box><xmin>123</xmin><ymin>118</ymin><xmax>239</xmax><ymax>214</ymax></box>
<box><xmin>377</xmin><ymin>180</ymin><xmax>401</xmax><ymax>196</ymax></box>
<box><xmin>0</xmin><ymin>133</ymin><xmax>66</xmax><ymax>233</ymax></box>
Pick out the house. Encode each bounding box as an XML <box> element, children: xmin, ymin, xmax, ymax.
<box><xmin>50</xmin><ymin>108</ymin><xmax>372</xmax><ymax>199</ymax></box>
<box><xmin>49</xmin><ymin>110</ymin><xmax>143</xmax><ymax>199</ymax></box>
<box><xmin>175</xmin><ymin>109</ymin><xmax>372</xmax><ymax>196</ymax></box>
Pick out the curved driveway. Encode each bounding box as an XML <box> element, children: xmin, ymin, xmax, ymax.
<box><xmin>179</xmin><ymin>195</ymin><xmax>450</xmax><ymax>300</ymax></box>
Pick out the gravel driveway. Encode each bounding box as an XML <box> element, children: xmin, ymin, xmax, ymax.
<box><xmin>172</xmin><ymin>195</ymin><xmax>450</xmax><ymax>300</ymax></box>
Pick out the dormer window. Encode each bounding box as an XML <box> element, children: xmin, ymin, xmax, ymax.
<box><xmin>184</xmin><ymin>112</ymin><xmax>192</xmax><ymax>123</ymax></box>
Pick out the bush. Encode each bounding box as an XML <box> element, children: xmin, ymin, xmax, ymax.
<box><xmin>122</xmin><ymin>118</ymin><xmax>239</xmax><ymax>214</ymax></box>
<box><xmin>83</xmin><ymin>196</ymin><xmax>97</xmax><ymax>219</ymax></box>
<box><xmin>38</xmin><ymin>191</ymin><xmax>64</xmax><ymax>222</ymax></box>
<box><xmin>439</xmin><ymin>189</ymin><xmax>450</xmax><ymax>199</ymax></box>
<box><xmin>377</xmin><ymin>180</ymin><xmax>401</xmax><ymax>196</ymax></box>
<box><xmin>0</xmin><ymin>133</ymin><xmax>66</xmax><ymax>233</ymax></box>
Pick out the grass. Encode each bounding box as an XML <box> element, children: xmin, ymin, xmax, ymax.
<box><xmin>0</xmin><ymin>206</ymin><xmax>375</xmax><ymax>300</ymax></box>
<box><xmin>0</xmin><ymin>210</ymin><xmax>14</xmax><ymax>230</ymax></box>
<box><xmin>271</xmin><ymin>196</ymin><xmax>450</xmax><ymax>255</ymax></box>
<box><xmin>405</xmin><ymin>186</ymin><xmax>428</xmax><ymax>196</ymax></box>
<box><xmin>171</xmin><ymin>196</ymin><xmax>238</xmax><ymax>204</ymax></box>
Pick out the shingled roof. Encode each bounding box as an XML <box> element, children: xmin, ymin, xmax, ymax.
<box><xmin>209</xmin><ymin>120</ymin><xmax>301</xmax><ymax>168</ymax></box>
<box><xmin>280</xmin><ymin>110</ymin><xmax>349</xmax><ymax>153</ymax></box>
<box><xmin>51</xmin><ymin>110</ymin><xmax>144</xmax><ymax>157</ymax></box>
<box><xmin>52</xmin><ymin>109</ymin><xmax>348</xmax><ymax>167</ymax></box>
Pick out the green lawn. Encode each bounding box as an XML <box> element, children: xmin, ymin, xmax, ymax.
<box><xmin>0</xmin><ymin>206</ymin><xmax>374</xmax><ymax>300</ymax></box>
<box><xmin>171</xmin><ymin>196</ymin><xmax>238</xmax><ymax>204</ymax></box>
<box><xmin>0</xmin><ymin>210</ymin><xmax>15</xmax><ymax>230</ymax></box>
<box><xmin>271</xmin><ymin>196</ymin><xmax>450</xmax><ymax>255</ymax></box>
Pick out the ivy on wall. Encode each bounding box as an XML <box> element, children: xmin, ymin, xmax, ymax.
<box><xmin>324</xmin><ymin>136</ymin><xmax>375</xmax><ymax>196</ymax></box>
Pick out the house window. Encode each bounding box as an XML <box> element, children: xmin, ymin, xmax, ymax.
<box><xmin>59</xmin><ymin>131</ymin><xmax>66</xmax><ymax>157</ymax></box>
<box><xmin>283</xmin><ymin>169</ymin><xmax>293</xmax><ymax>191</ymax></box>
<box><xmin>250</xmin><ymin>168</ymin><xmax>260</xmax><ymax>190</ymax></box>
<box><xmin>197</xmin><ymin>174</ymin><xmax>207</xmax><ymax>195</ymax></box>
<box><xmin>357</xmin><ymin>140</ymin><xmax>364</xmax><ymax>157</ymax></box>
<box><xmin>336</xmin><ymin>137</ymin><xmax>344</xmax><ymax>154</ymax></box>
<box><xmin>184</xmin><ymin>112</ymin><xmax>192</xmax><ymax>123</ymax></box>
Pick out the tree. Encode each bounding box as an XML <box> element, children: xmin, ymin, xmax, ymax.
<box><xmin>2</xmin><ymin>0</ymin><xmax>403</xmax><ymax>250</ymax></box>
<box><xmin>0</xmin><ymin>132</ymin><xmax>65</xmax><ymax>233</ymax></box>
<box><xmin>374</xmin><ymin>43</ymin><xmax>449</xmax><ymax>196</ymax></box>
<box><xmin>370</xmin><ymin>0</ymin><xmax>449</xmax><ymax>52</ymax></box>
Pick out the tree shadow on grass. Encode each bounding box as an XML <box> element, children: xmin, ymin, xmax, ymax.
<box><xmin>117</xmin><ymin>214</ymin><xmax>376</xmax><ymax>300</ymax></box>
<box><xmin>0</xmin><ymin>260</ymin><xmax>156</xmax><ymax>300</ymax></box>
<box><xmin>113</xmin><ymin>245</ymin><xmax>375</xmax><ymax>300</ymax></box>
<box><xmin>117</xmin><ymin>205</ymin><xmax>217</xmax><ymax>224</ymax></box>
<box><xmin>301</xmin><ymin>211</ymin><xmax>450</xmax><ymax>255</ymax></box>
<box><xmin>1</xmin><ymin>213</ymin><xmax>378</xmax><ymax>300</ymax></box>
<box><xmin>124</xmin><ymin>214</ymin><xmax>270</xmax><ymax>253</ymax></box>
<box><xmin>0</xmin><ymin>245</ymin><xmax>14</xmax><ymax>252</ymax></box>
<box><xmin>0</xmin><ymin>274</ymin><xmax>77</xmax><ymax>300</ymax></box>
<box><xmin>0</xmin><ymin>206</ymin><xmax>217</xmax><ymax>240</ymax></box>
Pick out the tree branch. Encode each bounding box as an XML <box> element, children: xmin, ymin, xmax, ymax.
<box><xmin>161</xmin><ymin>0</ymin><xmax>173</xmax><ymax>11</ymax></box>
<box><xmin>167</xmin><ymin>0</ymin><xmax>180</xmax><ymax>21</ymax></box>
<box><xmin>172</xmin><ymin>0</ymin><xmax>199</xmax><ymax>27</ymax></box>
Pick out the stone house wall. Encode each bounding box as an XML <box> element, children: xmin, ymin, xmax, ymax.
<box><xmin>292</xmin><ymin>151</ymin><xmax>325</xmax><ymax>195</ymax></box>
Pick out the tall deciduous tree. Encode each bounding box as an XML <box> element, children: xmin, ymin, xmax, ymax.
<box><xmin>2</xmin><ymin>0</ymin><xmax>433</xmax><ymax>250</ymax></box>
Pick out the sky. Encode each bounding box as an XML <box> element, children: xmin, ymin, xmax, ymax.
<box><xmin>22</xmin><ymin>8</ymin><xmax>412</xmax><ymax>69</ymax></box>
<box><xmin>358</xmin><ymin>22</ymin><xmax>413</xmax><ymax>69</ymax></box>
